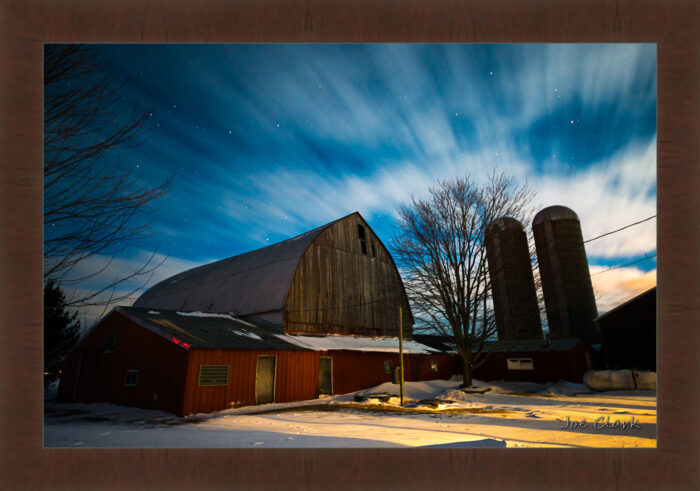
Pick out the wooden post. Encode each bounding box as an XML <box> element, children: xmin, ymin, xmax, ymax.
<box><xmin>399</xmin><ymin>305</ymin><xmax>405</xmax><ymax>405</ymax></box>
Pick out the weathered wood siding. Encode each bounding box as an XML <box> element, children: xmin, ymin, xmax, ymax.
<box><xmin>181</xmin><ymin>349</ymin><xmax>320</xmax><ymax>415</ymax></box>
<box><xmin>285</xmin><ymin>214</ymin><xmax>412</xmax><ymax>337</ymax></box>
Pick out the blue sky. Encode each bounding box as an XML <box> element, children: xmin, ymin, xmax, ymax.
<box><xmin>47</xmin><ymin>44</ymin><xmax>657</xmax><ymax>321</ymax></box>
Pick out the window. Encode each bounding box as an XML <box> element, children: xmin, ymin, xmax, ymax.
<box><xmin>361</xmin><ymin>241</ymin><xmax>367</xmax><ymax>255</ymax></box>
<box><xmin>104</xmin><ymin>332</ymin><xmax>116</xmax><ymax>353</ymax></box>
<box><xmin>506</xmin><ymin>358</ymin><xmax>534</xmax><ymax>370</ymax></box>
<box><xmin>430</xmin><ymin>360</ymin><xmax>438</xmax><ymax>372</ymax></box>
<box><xmin>384</xmin><ymin>360</ymin><xmax>393</xmax><ymax>373</ymax></box>
<box><xmin>125</xmin><ymin>369</ymin><xmax>139</xmax><ymax>386</ymax></box>
<box><xmin>357</xmin><ymin>224</ymin><xmax>366</xmax><ymax>239</ymax></box>
<box><xmin>198</xmin><ymin>365</ymin><xmax>229</xmax><ymax>386</ymax></box>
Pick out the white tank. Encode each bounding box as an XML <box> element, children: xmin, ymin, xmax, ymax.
<box><xmin>583</xmin><ymin>369</ymin><xmax>656</xmax><ymax>391</ymax></box>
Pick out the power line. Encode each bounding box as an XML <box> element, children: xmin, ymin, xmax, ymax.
<box><xmin>590</xmin><ymin>253</ymin><xmax>657</xmax><ymax>277</ymax></box>
<box><xmin>583</xmin><ymin>215</ymin><xmax>656</xmax><ymax>244</ymax></box>
<box><xmin>529</xmin><ymin>214</ymin><xmax>657</xmax><ymax>263</ymax></box>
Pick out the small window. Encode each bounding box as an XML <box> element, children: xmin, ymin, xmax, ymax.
<box><xmin>357</xmin><ymin>224</ymin><xmax>366</xmax><ymax>239</ymax></box>
<box><xmin>384</xmin><ymin>360</ymin><xmax>393</xmax><ymax>373</ymax></box>
<box><xmin>125</xmin><ymin>369</ymin><xmax>139</xmax><ymax>386</ymax></box>
<box><xmin>507</xmin><ymin>358</ymin><xmax>534</xmax><ymax>371</ymax></box>
<box><xmin>198</xmin><ymin>365</ymin><xmax>229</xmax><ymax>386</ymax></box>
<box><xmin>104</xmin><ymin>332</ymin><xmax>116</xmax><ymax>353</ymax></box>
<box><xmin>430</xmin><ymin>360</ymin><xmax>438</xmax><ymax>372</ymax></box>
<box><xmin>361</xmin><ymin>240</ymin><xmax>367</xmax><ymax>255</ymax></box>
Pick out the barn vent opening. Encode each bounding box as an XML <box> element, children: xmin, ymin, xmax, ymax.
<box><xmin>507</xmin><ymin>358</ymin><xmax>534</xmax><ymax>370</ymax></box>
<box><xmin>361</xmin><ymin>241</ymin><xmax>367</xmax><ymax>255</ymax></box>
<box><xmin>198</xmin><ymin>365</ymin><xmax>229</xmax><ymax>386</ymax></box>
<box><xmin>357</xmin><ymin>224</ymin><xmax>366</xmax><ymax>239</ymax></box>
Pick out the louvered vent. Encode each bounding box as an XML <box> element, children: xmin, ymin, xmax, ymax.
<box><xmin>198</xmin><ymin>365</ymin><xmax>229</xmax><ymax>386</ymax></box>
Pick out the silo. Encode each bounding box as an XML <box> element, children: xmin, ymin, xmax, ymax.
<box><xmin>532</xmin><ymin>206</ymin><xmax>600</xmax><ymax>344</ymax></box>
<box><xmin>486</xmin><ymin>217</ymin><xmax>543</xmax><ymax>340</ymax></box>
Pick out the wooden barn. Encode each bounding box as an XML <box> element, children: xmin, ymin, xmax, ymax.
<box><xmin>57</xmin><ymin>213</ymin><xmax>462</xmax><ymax>415</ymax></box>
<box><xmin>595</xmin><ymin>287</ymin><xmax>656</xmax><ymax>371</ymax></box>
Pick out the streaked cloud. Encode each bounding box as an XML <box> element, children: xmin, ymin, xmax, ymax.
<box><xmin>591</xmin><ymin>266</ymin><xmax>657</xmax><ymax>314</ymax></box>
<box><xmin>49</xmin><ymin>44</ymin><xmax>656</xmax><ymax>325</ymax></box>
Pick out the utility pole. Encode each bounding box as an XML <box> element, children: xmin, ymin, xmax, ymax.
<box><xmin>399</xmin><ymin>305</ymin><xmax>405</xmax><ymax>405</ymax></box>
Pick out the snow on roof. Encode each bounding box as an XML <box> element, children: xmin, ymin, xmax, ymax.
<box><xmin>275</xmin><ymin>334</ymin><xmax>440</xmax><ymax>354</ymax></box>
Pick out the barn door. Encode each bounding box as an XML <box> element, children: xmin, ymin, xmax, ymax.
<box><xmin>255</xmin><ymin>355</ymin><xmax>276</xmax><ymax>404</ymax></box>
<box><xmin>319</xmin><ymin>356</ymin><xmax>333</xmax><ymax>396</ymax></box>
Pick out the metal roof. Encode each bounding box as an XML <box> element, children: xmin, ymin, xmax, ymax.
<box><xmin>532</xmin><ymin>205</ymin><xmax>579</xmax><ymax>226</ymax></box>
<box><xmin>479</xmin><ymin>338</ymin><xmax>584</xmax><ymax>352</ymax></box>
<box><xmin>133</xmin><ymin>215</ymin><xmax>345</xmax><ymax>315</ymax></box>
<box><xmin>594</xmin><ymin>286</ymin><xmax>656</xmax><ymax>321</ymax></box>
<box><xmin>412</xmin><ymin>335</ymin><xmax>583</xmax><ymax>353</ymax></box>
<box><xmin>116</xmin><ymin>307</ymin><xmax>438</xmax><ymax>353</ymax></box>
<box><xmin>413</xmin><ymin>335</ymin><xmax>458</xmax><ymax>353</ymax></box>
<box><xmin>117</xmin><ymin>307</ymin><xmax>304</xmax><ymax>350</ymax></box>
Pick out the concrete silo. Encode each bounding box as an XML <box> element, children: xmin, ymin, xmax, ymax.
<box><xmin>486</xmin><ymin>217</ymin><xmax>543</xmax><ymax>340</ymax></box>
<box><xmin>532</xmin><ymin>206</ymin><xmax>600</xmax><ymax>344</ymax></box>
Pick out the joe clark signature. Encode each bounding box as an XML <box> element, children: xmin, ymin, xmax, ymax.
<box><xmin>558</xmin><ymin>415</ymin><xmax>641</xmax><ymax>430</ymax></box>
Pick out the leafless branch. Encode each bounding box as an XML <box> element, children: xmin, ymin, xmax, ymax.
<box><xmin>391</xmin><ymin>172</ymin><xmax>535</xmax><ymax>386</ymax></box>
<box><xmin>44</xmin><ymin>44</ymin><xmax>171</xmax><ymax>309</ymax></box>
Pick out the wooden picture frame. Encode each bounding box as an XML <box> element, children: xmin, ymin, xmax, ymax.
<box><xmin>1</xmin><ymin>0</ymin><xmax>697</xmax><ymax>488</ymax></box>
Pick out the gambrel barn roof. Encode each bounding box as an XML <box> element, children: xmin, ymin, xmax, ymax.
<box><xmin>133</xmin><ymin>212</ymin><xmax>414</xmax><ymax>337</ymax></box>
<box><xmin>133</xmin><ymin>217</ymin><xmax>343</xmax><ymax>316</ymax></box>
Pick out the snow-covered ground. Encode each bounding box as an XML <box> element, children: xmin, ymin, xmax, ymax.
<box><xmin>44</xmin><ymin>378</ymin><xmax>656</xmax><ymax>448</ymax></box>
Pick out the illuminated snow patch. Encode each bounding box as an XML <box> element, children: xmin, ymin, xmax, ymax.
<box><xmin>176</xmin><ymin>311</ymin><xmax>257</xmax><ymax>328</ymax></box>
<box><xmin>229</xmin><ymin>329</ymin><xmax>263</xmax><ymax>340</ymax></box>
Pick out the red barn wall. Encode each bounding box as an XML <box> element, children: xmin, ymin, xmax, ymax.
<box><xmin>181</xmin><ymin>350</ymin><xmax>462</xmax><ymax>414</ymax></box>
<box><xmin>182</xmin><ymin>349</ymin><xmax>320</xmax><ymax>415</ymax></box>
<box><xmin>56</xmin><ymin>312</ymin><xmax>189</xmax><ymax>414</ymax></box>
<box><xmin>472</xmin><ymin>343</ymin><xmax>592</xmax><ymax>383</ymax></box>
<box><xmin>322</xmin><ymin>351</ymin><xmax>461</xmax><ymax>395</ymax></box>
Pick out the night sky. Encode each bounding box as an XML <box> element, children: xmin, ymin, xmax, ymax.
<box><xmin>47</xmin><ymin>44</ymin><xmax>657</xmax><ymax>321</ymax></box>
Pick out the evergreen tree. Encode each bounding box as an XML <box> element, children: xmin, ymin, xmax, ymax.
<box><xmin>44</xmin><ymin>280</ymin><xmax>81</xmax><ymax>386</ymax></box>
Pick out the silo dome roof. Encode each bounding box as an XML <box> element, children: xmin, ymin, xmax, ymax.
<box><xmin>532</xmin><ymin>205</ymin><xmax>579</xmax><ymax>226</ymax></box>
<box><xmin>486</xmin><ymin>217</ymin><xmax>525</xmax><ymax>237</ymax></box>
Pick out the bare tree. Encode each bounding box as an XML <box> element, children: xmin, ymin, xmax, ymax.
<box><xmin>44</xmin><ymin>44</ymin><xmax>171</xmax><ymax>308</ymax></box>
<box><xmin>392</xmin><ymin>172</ymin><xmax>535</xmax><ymax>386</ymax></box>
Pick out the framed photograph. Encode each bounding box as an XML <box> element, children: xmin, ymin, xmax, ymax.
<box><xmin>1</xmin><ymin>1</ymin><xmax>697</xmax><ymax>489</ymax></box>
